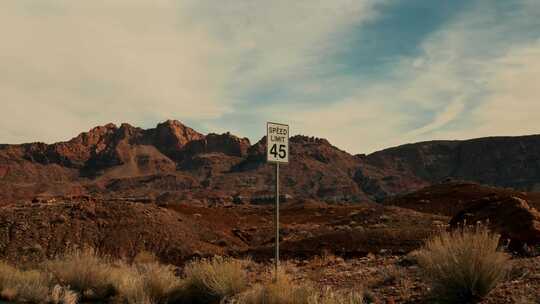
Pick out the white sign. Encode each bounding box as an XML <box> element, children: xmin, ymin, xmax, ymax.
<box><xmin>267</xmin><ymin>122</ymin><xmax>289</xmax><ymax>163</ymax></box>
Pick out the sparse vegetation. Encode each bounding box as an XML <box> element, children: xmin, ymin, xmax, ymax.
<box><xmin>44</xmin><ymin>247</ymin><xmax>115</xmax><ymax>301</ymax></box>
<box><xmin>0</xmin><ymin>234</ymin><xmax>518</xmax><ymax>304</ymax></box>
<box><xmin>50</xmin><ymin>285</ymin><xmax>78</xmax><ymax>304</ymax></box>
<box><xmin>0</xmin><ymin>249</ymin><xmax>184</xmax><ymax>304</ymax></box>
<box><xmin>181</xmin><ymin>256</ymin><xmax>249</xmax><ymax>303</ymax></box>
<box><xmin>237</xmin><ymin>267</ymin><xmax>365</xmax><ymax>304</ymax></box>
<box><xmin>377</xmin><ymin>265</ymin><xmax>403</xmax><ymax>286</ymax></box>
<box><xmin>311</xmin><ymin>288</ymin><xmax>365</xmax><ymax>304</ymax></box>
<box><xmin>0</xmin><ymin>261</ymin><xmax>50</xmax><ymax>302</ymax></box>
<box><xmin>110</xmin><ymin>261</ymin><xmax>183</xmax><ymax>304</ymax></box>
<box><xmin>238</xmin><ymin>268</ymin><xmax>314</xmax><ymax>304</ymax></box>
<box><xmin>417</xmin><ymin>225</ymin><xmax>510</xmax><ymax>303</ymax></box>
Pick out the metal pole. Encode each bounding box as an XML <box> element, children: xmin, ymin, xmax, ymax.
<box><xmin>274</xmin><ymin>162</ymin><xmax>280</xmax><ymax>277</ymax></box>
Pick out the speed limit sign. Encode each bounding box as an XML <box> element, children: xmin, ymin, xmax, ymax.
<box><xmin>266</xmin><ymin>122</ymin><xmax>289</xmax><ymax>163</ymax></box>
<box><xmin>266</xmin><ymin>121</ymin><xmax>289</xmax><ymax>278</ymax></box>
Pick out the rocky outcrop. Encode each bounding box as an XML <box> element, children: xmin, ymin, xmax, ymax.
<box><xmin>358</xmin><ymin>135</ymin><xmax>540</xmax><ymax>200</ymax></box>
<box><xmin>449</xmin><ymin>196</ymin><xmax>540</xmax><ymax>252</ymax></box>
<box><xmin>384</xmin><ymin>181</ymin><xmax>540</xmax><ymax>216</ymax></box>
<box><xmin>2</xmin><ymin>120</ymin><xmax>540</xmax><ymax>205</ymax></box>
<box><xmin>0</xmin><ymin>199</ymin><xmax>239</xmax><ymax>265</ymax></box>
<box><xmin>149</xmin><ymin>120</ymin><xmax>205</xmax><ymax>161</ymax></box>
<box><xmin>182</xmin><ymin>133</ymin><xmax>250</xmax><ymax>158</ymax></box>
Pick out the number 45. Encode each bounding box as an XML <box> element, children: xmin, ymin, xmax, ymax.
<box><xmin>270</xmin><ymin>144</ymin><xmax>287</xmax><ymax>159</ymax></box>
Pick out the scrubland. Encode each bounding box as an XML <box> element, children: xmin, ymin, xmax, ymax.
<box><xmin>0</xmin><ymin>226</ymin><xmax>528</xmax><ymax>304</ymax></box>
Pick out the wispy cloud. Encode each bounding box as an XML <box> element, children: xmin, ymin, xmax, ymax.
<box><xmin>253</xmin><ymin>0</ymin><xmax>540</xmax><ymax>153</ymax></box>
<box><xmin>0</xmin><ymin>0</ymin><xmax>380</xmax><ymax>144</ymax></box>
<box><xmin>0</xmin><ymin>0</ymin><xmax>236</xmax><ymax>143</ymax></box>
<box><xmin>1</xmin><ymin>0</ymin><xmax>540</xmax><ymax>154</ymax></box>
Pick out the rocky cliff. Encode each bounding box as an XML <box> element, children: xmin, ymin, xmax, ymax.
<box><xmin>1</xmin><ymin>121</ymin><xmax>540</xmax><ymax>205</ymax></box>
<box><xmin>358</xmin><ymin>135</ymin><xmax>540</xmax><ymax>201</ymax></box>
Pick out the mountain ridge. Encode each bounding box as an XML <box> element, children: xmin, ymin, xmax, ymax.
<box><xmin>1</xmin><ymin>120</ymin><xmax>540</xmax><ymax>205</ymax></box>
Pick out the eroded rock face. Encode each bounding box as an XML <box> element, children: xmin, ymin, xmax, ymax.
<box><xmin>182</xmin><ymin>133</ymin><xmax>251</xmax><ymax>158</ymax></box>
<box><xmin>0</xmin><ymin>199</ymin><xmax>238</xmax><ymax>265</ymax></box>
<box><xmin>2</xmin><ymin>120</ymin><xmax>540</xmax><ymax>205</ymax></box>
<box><xmin>383</xmin><ymin>181</ymin><xmax>540</xmax><ymax>216</ymax></box>
<box><xmin>358</xmin><ymin>135</ymin><xmax>540</xmax><ymax>200</ymax></box>
<box><xmin>449</xmin><ymin>196</ymin><xmax>540</xmax><ymax>250</ymax></box>
<box><xmin>150</xmin><ymin>120</ymin><xmax>205</xmax><ymax>160</ymax></box>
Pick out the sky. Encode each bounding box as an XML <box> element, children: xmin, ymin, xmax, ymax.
<box><xmin>1</xmin><ymin>0</ymin><xmax>540</xmax><ymax>154</ymax></box>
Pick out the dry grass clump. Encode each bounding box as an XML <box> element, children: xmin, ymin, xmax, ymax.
<box><xmin>111</xmin><ymin>264</ymin><xmax>152</xmax><ymax>304</ymax></box>
<box><xmin>0</xmin><ymin>250</ymin><xmax>370</xmax><ymax>304</ymax></box>
<box><xmin>112</xmin><ymin>261</ymin><xmax>182</xmax><ymax>304</ymax></box>
<box><xmin>0</xmin><ymin>248</ymin><xmax>184</xmax><ymax>304</ymax></box>
<box><xmin>181</xmin><ymin>256</ymin><xmax>249</xmax><ymax>303</ymax></box>
<box><xmin>50</xmin><ymin>285</ymin><xmax>78</xmax><ymax>304</ymax></box>
<box><xmin>238</xmin><ymin>268</ymin><xmax>313</xmax><ymax>304</ymax></box>
<box><xmin>133</xmin><ymin>251</ymin><xmax>159</xmax><ymax>265</ymax></box>
<box><xmin>377</xmin><ymin>265</ymin><xmax>403</xmax><ymax>286</ymax></box>
<box><xmin>0</xmin><ymin>261</ymin><xmax>51</xmax><ymax>302</ymax></box>
<box><xmin>44</xmin><ymin>247</ymin><xmax>115</xmax><ymax>301</ymax></box>
<box><xmin>237</xmin><ymin>268</ymin><xmax>364</xmax><ymax>304</ymax></box>
<box><xmin>416</xmin><ymin>225</ymin><xmax>510</xmax><ymax>303</ymax></box>
<box><xmin>311</xmin><ymin>288</ymin><xmax>365</xmax><ymax>304</ymax></box>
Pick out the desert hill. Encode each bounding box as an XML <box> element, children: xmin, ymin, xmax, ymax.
<box><xmin>2</xmin><ymin>120</ymin><xmax>540</xmax><ymax>205</ymax></box>
<box><xmin>358</xmin><ymin>135</ymin><xmax>540</xmax><ymax>201</ymax></box>
<box><xmin>2</xmin><ymin>122</ymin><xmax>540</xmax><ymax>303</ymax></box>
<box><xmin>384</xmin><ymin>181</ymin><xmax>540</xmax><ymax>216</ymax></box>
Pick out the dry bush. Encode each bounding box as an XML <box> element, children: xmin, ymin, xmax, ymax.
<box><xmin>44</xmin><ymin>247</ymin><xmax>115</xmax><ymax>301</ymax></box>
<box><xmin>138</xmin><ymin>262</ymin><xmax>181</xmax><ymax>302</ymax></box>
<box><xmin>376</xmin><ymin>265</ymin><xmax>403</xmax><ymax>286</ymax></box>
<box><xmin>110</xmin><ymin>264</ymin><xmax>153</xmax><ymax>304</ymax></box>
<box><xmin>181</xmin><ymin>256</ymin><xmax>249</xmax><ymax>303</ymax></box>
<box><xmin>0</xmin><ymin>251</ymin><xmax>180</xmax><ymax>304</ymax></box>
<box><xmin>112</xmin><ymin>261</ymin><xmax>182</xmax><ymax>304</ymax></box>
<box><xmin>50</xmin><ymin>285</ymin><xmax>79</xmax><ymax>304</ymax></box>
<box><xmin>0</xmin><ymin>261</ymin><xmax>51</xmax><ymax>303</ymax></box>
<box><xmin>417</xmin><ymin>225</ymin><xmax>510</xmax><ymax>303</ymax></box>
<box><xmin>238</xmin><ymin>269</ymin><xmax>364</xmax><ymax>304</ymax></box>
<box><xmin>133</xmin><ymin>251</ymin><xmax>159</xmax><ymax>265</ymax></box>
<box><xmin>310</xmin><ymin>288</ymin><xmax>365</xmax><ymax>304</ymax></box>
<box><xmin>238</xmin><ymin>268</ymin><xmax>313</xmax><ymax>304</ymax></box>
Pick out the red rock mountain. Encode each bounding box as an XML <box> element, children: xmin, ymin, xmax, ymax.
<box><xmin>1</xmin><ymin>121</ymin><xmax>540</xmax><ymax>205</ymax></box>
<box><xmin>356</xmin><ymin>135</ymin><xmax>540</xmax><ymax>201</ymax></box>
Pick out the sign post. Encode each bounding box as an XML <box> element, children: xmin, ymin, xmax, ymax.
<box><xmin>266</xmin><ymin>122</ymin><xmax>289</xmax><ymax>278</ymax></box>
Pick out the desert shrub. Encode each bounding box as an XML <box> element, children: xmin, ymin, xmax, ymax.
<box><xmin>44</xmin><ymin>247</ymin><xmax>115</xmax><ymax>301</ymax></box>
<box><xmin>111</xmin><ymin>264</ymin><xmax>153</xmax><ymax>304</ymax></box>
<box><xmin>50</xmin><ymin>285</ymin><xmax>79</xmax><ymax>304</ymax></box>
<box><xmin>181</xmin><ymin>256</ymin><xmax>249</xmax><ymax>303</ymax></box>
<box><xmin>377</xmin><ymin>265</ymin><xmax>403</xmax><ymax>286</ymax></box>
<box><xmin>417</xmin><ymin>225</ymin><xmax>510</xmax><ymax>303</ymax></box>
<box><xmin>0</xmin><ymin>261</ymin><xmax>51</xmax><ymax>302</ymax></box>
<box><xmin>310</xmin><ymin>288</ymin><xmax>365</xmax><ymax>304</ymax></box>
<box><xmin>112</xmin><ymin>260</ymin><xmax>182</xmax><ymax>304</ymax></box>
<box><xmin>237</xmin><ymin>267</ymin><xmax>313</xmax><ymax>304</ymax></box>
<box><xmin>138</xmin><ymin>262</ymin><xmax>181</xmax><ymax>302</ymax></box>
<box><xmin>133</xmin><ymin>251</ymin><xmax>159</xmax><ymax>265</ymax></box>
<box><xmin>238</xmin><ymin>269</ymin><xmax>364</xmax><ymax>304</ymax></box>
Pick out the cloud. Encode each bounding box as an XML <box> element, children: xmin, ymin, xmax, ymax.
<box><xmin>406</xmin><ymin>99</ymin><xmax>465</xmax><ymax>138</ymax></box>
<box><xmin>461</xmin><ymin>40</ymin><xmax>540</xmax><ymax>137</ymax></box>
<box><xmin>0</xmin><ymin>0</ymin><xmax>234</xmax><ymax>143</ymax></box>
<box><xmin>1</xmin><ymin>0</ymin><xmax>540</xmax><ymax>156</ymax></box>
<box><xmin>0</xmin><ymin>0</ymin><xmax>382</xmax><ymax>144</ymax></box>
<box><xmin>262</xmin><ymin>0</ymin><xmax>540</xmax><ymax>154</ymax></box>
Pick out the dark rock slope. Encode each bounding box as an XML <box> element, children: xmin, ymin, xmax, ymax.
<box><xmin>357</xmin><ymin>135</ymin><xmax>540</xmax><ymax>200</ymax></box>
<box><xmin>1</xmin><ymin>120</ymin><xmax>540</xmax><ymax>205</ymax></box>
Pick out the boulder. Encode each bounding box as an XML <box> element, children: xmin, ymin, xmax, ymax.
<box><xmin>449</xmin><ymin>196</ymin><xmax>540</xmax><ymax>253</ymax></box>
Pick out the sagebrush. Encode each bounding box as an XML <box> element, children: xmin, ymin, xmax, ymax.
<box><xmin>417</xmin><ymin>225</ymin><xmax>510</xmax><ymax>303</ymax></box>
<box><xmin>181</xmin><ymin>256</ymin><xmax>249</xmax><ymax>303</ymax></box>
